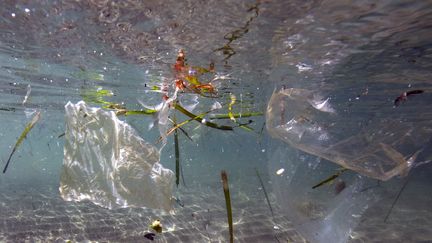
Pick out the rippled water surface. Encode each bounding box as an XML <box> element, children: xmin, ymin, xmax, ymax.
<box><xmin>1</xmin><ymin>0</ymin><xmax>432</xmax><ymax>242</ymax></box>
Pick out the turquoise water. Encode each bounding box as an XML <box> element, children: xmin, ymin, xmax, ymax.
<box><xmin>1</xmin><ymin>0</ymin><xmax>432</xmax><ymax>242</ymax></box>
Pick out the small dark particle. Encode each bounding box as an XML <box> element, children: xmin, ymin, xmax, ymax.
<box><xmin>406</xmin><ymin>89</ymin><xmax>424</xmax><ymax>96</ymax></box>
<box><xmin>174</xmin><ymin>197</ymin><xmax>184</xmax><ymax>207</ymax></box>
<box><xmin>394</xmin><ymin>89</ymin><xmax>424</xmax><ymax>107</ymax></box>
<box><xmin>0</xmin><ymin>107</ymin><xmax>16</xmax><ymax>112</ymax></box>
<box><xmin>335</xmin><ymin>180</ymin><xmax>346</xmax><ymax>195</ymax></box>
<box><xmin>144</xmin><ymin>232</ymin><xmax>156</xmax><ymax>241</ymax></box>
<box><xmin>58</xmin><ymin>133</ymin><xmax>65</xmax><ymax>138</ymax></box>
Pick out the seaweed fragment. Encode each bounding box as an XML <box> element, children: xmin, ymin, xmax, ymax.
<box><xmin>209</xmin><ymin>111</ymin><xmax>263</xmax><ymax>119</ymax></box>
<box><xmin>174</xmin><ymin>103</ymin><xmax>233</xmax><ymax>131</ymax></box>
<box><xmin>255</xmin><ymin>168</ymin><xmax>274</xmax><ymax>218</ymax></box>
<box><xmin>173</xmin><ymin>115</ymin><xmax>180</xmax><ymax>187</ymax></box>
<box><xmin>312</xmin><ymin>168</ymin><xmax>347</xmax><ymax>189</ymax></box>
<box><xmin>221</xmin><ymin>170</ymin><xmax>234</xmax><ymax>243</ymax></box>
<box><xmin>115</xmin><ymin>109</ymin><xmax>157</xmax><ymax>116</ymax></box>
<box><xmin>3</xmin><ymin>111</ymin><xmax>41</xmax><ymax>173</ymax></box>
<box><xmin>225</xmin><ymin>94</ymin><xmax>255</xmax><ymax>132</ymax></box>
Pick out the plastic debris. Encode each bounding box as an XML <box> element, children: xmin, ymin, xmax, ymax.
<box><xmin>266</xmin><ymin>87</ymin><xmax>431</xmax><ymax>181</ymax></box>
<box><xmin>276</xmin><ymin>168</ymin><xmax>285</xmax><ymax>175</ymax></box>
<box><xmin>22</xmin><ymin>84</ymin><xmax>31</xmax><ymax>105</ymax></box>
<box><xmin>267</xmin><ymin>146</ymin><xmax>378</xmax><ymax>243</ymax></box>
<box><xmin>59</xmin><ymin>101</ymin><xmax>174</xmax><ymax>211</ymax></box>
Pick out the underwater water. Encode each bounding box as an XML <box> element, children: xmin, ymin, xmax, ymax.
<box><xmin>1</xmin><ymin>0</ymin><xmax>432</xmax><ymax>242</ymax></box>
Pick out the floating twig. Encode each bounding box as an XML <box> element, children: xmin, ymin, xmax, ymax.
<box><xmin>221</xmin><ymin>170</ymin><xmax>234</xmax><ymax>243</ymax></box>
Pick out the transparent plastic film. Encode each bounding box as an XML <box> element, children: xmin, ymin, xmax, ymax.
<box><xmin>268</xmin><ymin>146</ymin><xmax>379</xmax><ymax>243</ymax></box>
<box><xmin>60</xmin><ymin>101</ymin><xmax>174</xmax><ymax>211</ymax></box>
<box><xmin>266</xmin><ymin>87</ymin><xmax>432</xmax><ymax>181</ymax></box>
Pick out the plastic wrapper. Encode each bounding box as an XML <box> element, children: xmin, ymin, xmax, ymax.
<box><xmin>59</xmin><ymin>101</ymin><xmax>174</xmax><ymax>211</ymax></box>
<box><xmin>266</xmin><ymin>87</ymin><xmax>431</xmax><ymax>181</ymax></box>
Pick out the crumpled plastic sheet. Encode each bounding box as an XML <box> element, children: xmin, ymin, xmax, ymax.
<box><xmin>59</xmin><ymin>101</ymin><xmax>174</xmax><ymax>211</ymax></box>
<box><xmin>266</xmin><ymin>87</ymin><xmax>432</xmax><ymax>181</ymax></box>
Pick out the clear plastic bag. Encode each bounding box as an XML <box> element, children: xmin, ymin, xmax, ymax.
<box><xmin>59</xmin><ymin>101</ymin><xmax>174</xmax><ymax>211</ymax></box>
<box><xmin>267</xmin><ymin>145</ymin><xmax>379</xmax><ymax>243</ymax></box>
<box><xmin>266</xmin><ymin>87</ymin><xmax>431</xmax><ymax>181</ymax></box>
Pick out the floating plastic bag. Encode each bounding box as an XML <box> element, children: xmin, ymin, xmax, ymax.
<box><xmin>267</xmin><ymin>145</ymin><xmax>378</xmax><ymax>243</ymax></box>
<box><xmin>59</xmin><ymin>101</ymin><xmax>174</xmax><ymax>211</ymax></box>
<box><xmin>266</xmin><ymin>87</ymin><xmax>431</xmax><ymax>181</ymax></box>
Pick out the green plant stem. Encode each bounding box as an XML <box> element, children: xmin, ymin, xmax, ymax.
<box><xmin>209</xmin><ymin>112</ymin><xmax>263</xmax><ymax>119</ymax></box>
<box><xmin>173</xmin><ymin>103</ymin><xmax>233</xmax><ymax>131</ymax></box>
<box><xmin>221</xmin><ymin>170</ymin><xmax>233</xmax><ymax>243</ymax></box>
<box><xmin>173</xmin><ymin>116</ymin><xmax>180</xmax><ymax>187</ymax></box>
<box><xmin>123</xmin><ymin>109</ymin><xmax>157</xmax><ymax>115</ymax></box>
<box><xmin>3</xmin><ymin>111</ymin><xmax>41</xmax><ymax>173</ymax></box>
